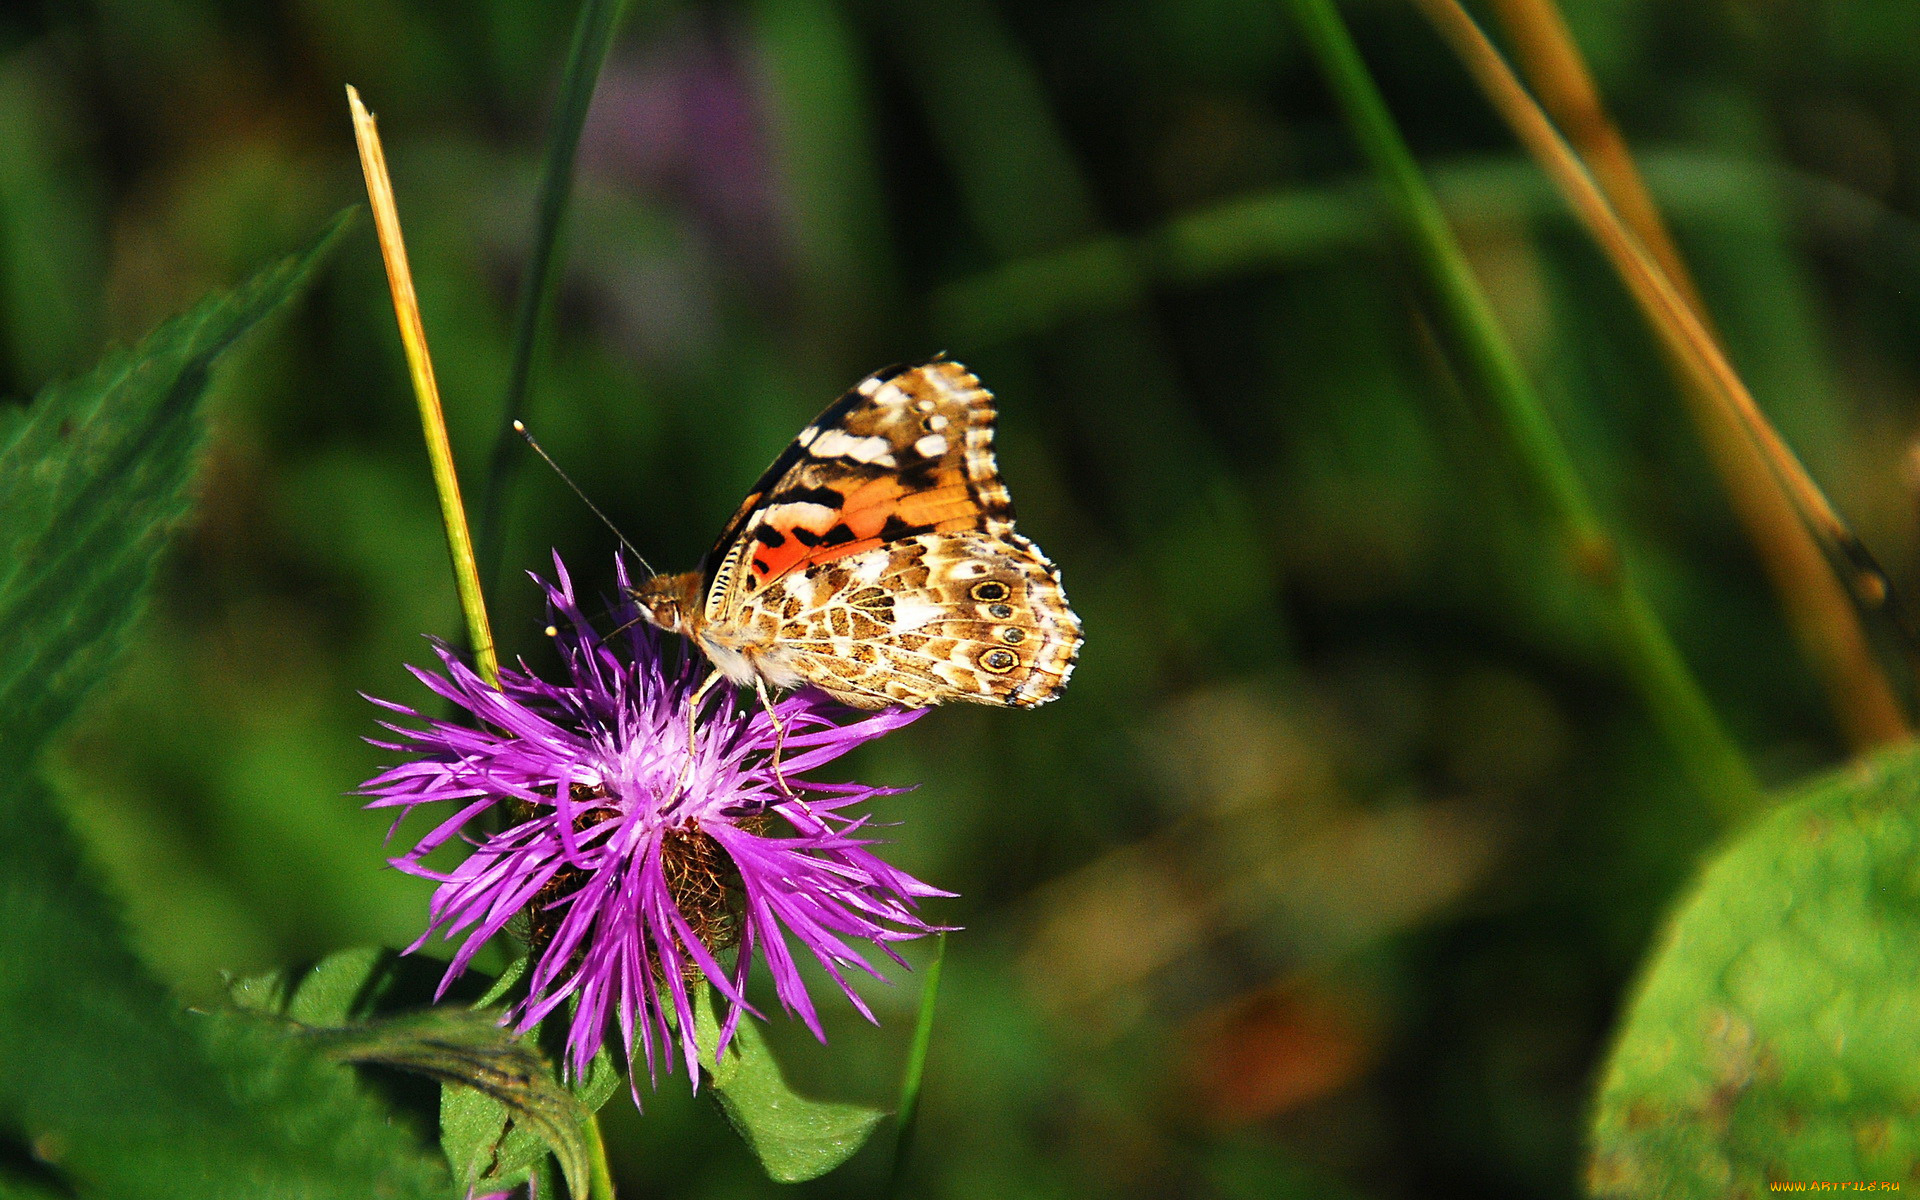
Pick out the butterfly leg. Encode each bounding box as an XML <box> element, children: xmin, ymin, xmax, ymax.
<box><xmin>678</xmin><ymin>669</ymin><xmax>724</xmax><ymax>791</ymax></box>
<box><xmin>752</xmin><ymin>675</ymin><xmax>802</xmax><ymax>800</ymax></box>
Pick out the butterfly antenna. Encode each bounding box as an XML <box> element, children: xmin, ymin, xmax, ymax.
<box><xmin>513</xmin><ymin>420</ymin><xmax>657</xmax><ymax>577</ymax></box>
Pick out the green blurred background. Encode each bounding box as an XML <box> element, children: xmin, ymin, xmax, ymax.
<box><xmin>11</xmin><ymin>0</ymin><xmax>1920</xmax><ymax>1195</ymax></box>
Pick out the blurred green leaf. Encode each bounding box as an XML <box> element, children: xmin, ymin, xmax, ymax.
<box><xmin>0</xmin><ymin>209</ymin><xmax>352</xmax><ymax>755</ymax></box>
<box><xmin>0</xmin><ymin>214</ymin><xmax>446</xmax><ymax>1200</ymax></box>
<box><xmin>1590</xmin><ymin>745</ymin><xmax>1920</xmax><ymax>1196</ymax></box>
<box><xmin>0</xmin><ymin>46</ymin><xmax>105</xmax><ymax>390</ymax></box>
<box><xmin>694</xmin><ymin>984</ymin><xmax>887</xmax><ymax>1183</ymax></box>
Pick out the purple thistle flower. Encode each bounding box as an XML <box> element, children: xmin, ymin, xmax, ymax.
<box><xmin>360</xmin><ymin>553</ymin><xmax>944</xmax><ymax>1087</ymax></box>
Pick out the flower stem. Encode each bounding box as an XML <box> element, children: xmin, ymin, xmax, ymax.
<box><xmin>583</xmin><ymin>1107</ymin><xmax>617</xmax><ymax>1200</ymax></box>
<box><xmin>1282</xmin><ymin>0</ymin><xmax>1762</xmax><ymax>815</ymax></box>
<box><xmin>888</xmin><ymin>933</ymin><xmax>946</xmax><ymax>1195</ymax></box>
<box><xmin>475</xmin><ymin>0</ymin><xmax>632</xmax><ymax>595</ymax></box>
<box><xmin>347</xmin><ymin>85</ymin><xmax>500</xmax><ymax>687</ymax></box>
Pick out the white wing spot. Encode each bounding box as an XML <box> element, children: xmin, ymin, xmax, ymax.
<box><xmin>781</xmin><ymin>572</ymin><xmax>816</xmax><ymax>609</ymax></box>
<box><xmin>923</xmin><ymin>413</ymin><xmax>949</xmax><ymax>431</ymax></box>
<box><xmin>765</xmin><ymin>501</ymin><xmax>839</xmax><ymax>528</ymax></box>
<box><xmin>912</xmin><ymin>397</ymin><xmax>937</xmax><ymax>413</ymax></box>
<box><xmin>811</xmin><ymin>428</ymin><xmax>898</xmax><ymax>465</ymax></box>
<box><xmin>891</xmin><ymin>598</ymin><xmax>943</xmax><ymax>633</ymax></box>
<box><xmin>857</xmin><ymin>375</ymin><xmax>884</xmax><ymax>396</ymax></box>
<box><xmin>913</xmin><ymin>433</ymin><xmax>950</xmax><ymax>459</ymax></box>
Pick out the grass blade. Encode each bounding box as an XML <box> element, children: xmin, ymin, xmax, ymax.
<box><xmin>888</xmin><ymin>933</ymin><xmax>946</xmax><ymax>1194</ymax></box>
<box><xmin>1468</xmin><ymin>0</ymin><xmax>1909</xmax><ymax>747</ymax></box>
<box><xmin>347</xmin><ymin>85</ymin><xmax>499</xmax><ymax>686</ymax></box>
<box><xmin>477</xmin><ymin>0</ymin><xmax>632</xmax><ymax>594</ymax></box>
<box><xmin>1283</xmin><ymin>0</ymin><xmax>1761</xmax><ymax>815</ymax></box>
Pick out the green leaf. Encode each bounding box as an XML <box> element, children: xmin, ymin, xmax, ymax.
<box><xmin>235</xmin><ymin>949</ymin><xmax>615</xmax><ymax>1195</ymax></box>
<box><xmin>472</xmin><ymin>952</ymin><xmax>530</xmax><ymax>1010</ymax></box>
<box><xmin>230</xmin><ymin>946</ymin><xmax>391</xmax><ymax>1026</ymax></box>
<box><xmin>441</xmin><ymin>1081</ymin><xmax>543</xmax><ymax>1196</ymax></box>
<box><xmin>0</xmin><ymin>216</ymin><xmax>451</xmax><ymax>1199</ymax></box>
<box><xmin>1590</xmin><ymin>745</ymin><xmax>1920</xmax><ymax>1196</ymax></box>
<box><xmin>438</xmin><ymin>1017</ymin><xmax>619</xmax><ymax>1196</ymax></box>
<box><xmin>313</xmin><ymin>1006</ymin><xmax>597</xmax><ymax>1199</ymax></box>
<box><xmin>694</xmin><ymin>985</ymin><xmax>887</xmax><ymax>1183</ymax></box>
<box><xmin>0</xmin><ymin>208</ymin><xmax>353</xmax><ymax>757</ymax></box>
<box><xmin>0</xmin><ymin>775</ymin><xmax>448</xmax><ymax>1199</ymax></box>
<box><xmin>435</xmin><ymin>961</ymin><xmax>618</xmax><ymax>1197</ymax></box>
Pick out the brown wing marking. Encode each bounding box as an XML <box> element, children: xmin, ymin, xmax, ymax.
<box><xmin>740</xmin><ymin>531</ymin><xmax>1081</xmax><ymax>710</ymax></box>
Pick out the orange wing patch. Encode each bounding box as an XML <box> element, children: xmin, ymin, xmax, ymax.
<box><xmin>726</xmin><ymin>361</ymin><xmax>1010</xmax><ymax>594</ymax></box>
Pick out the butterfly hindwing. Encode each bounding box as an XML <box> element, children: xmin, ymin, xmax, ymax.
<box><xmin>743</xmin><ymin>531</ymin><xmax>1079</xmax><ymax>709</ymax></box>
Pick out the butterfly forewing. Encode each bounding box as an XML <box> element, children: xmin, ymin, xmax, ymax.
<box><xmin>702</xmin><ymin>360</ymin><xmax>1013</xmax><ymax>621</ymax></box>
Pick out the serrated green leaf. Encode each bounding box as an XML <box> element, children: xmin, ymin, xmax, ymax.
<box><xmin>315</xmin><ymin>1007</ymin><xmax>595</xmax><ymax>1199</ymax></box>
<box><xmin>0</xmin><ymin>216</ymin><xmax>449</xmax><ymax>1200</ymax></box>
<box><xmin>0</xmin><ymin>209</ymin><xmax>353</xmax><ymax>758</ymax></box>
<box><xmin>694</xmin><ymin>985</ymin><xmax>887</xmax><ymax>1183</ymax></box>
<box><xmin>1590</xmin><ymin>745</ymin><xmax>1920</xmax><ymax>1196</ymax></box>
<box><xmin>0</xmin><ymin>776</ymin><xmax>448</xmax><ymax>1199</ymax></box>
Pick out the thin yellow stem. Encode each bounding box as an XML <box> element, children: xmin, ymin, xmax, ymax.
<box><xmin>346</xmin><ymin>85</ymin><xmax>500</xmax><ymax>687</ymax></box>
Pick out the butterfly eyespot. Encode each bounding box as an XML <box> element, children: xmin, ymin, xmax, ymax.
<box><xmin>971</xmin><ymin>580</ymin><xmax>1010</xmax><ymax>602</ymax></box>
<box><xmin>981</xmin><ymin>648</ymin><xmax>1018</xmax><ymax>672</ymax></box>
<box><xmin>987</xmin><ymin>602</ymin><xmax>1014</xmax><ymax>619</ymax></box>
<box><xmin>1000</xmin><ymin>628</ymin><xmax>1026</xmax><ymax>644</ymax></box>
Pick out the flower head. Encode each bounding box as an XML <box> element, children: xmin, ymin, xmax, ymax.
<box><xmin>361</xmin><ymin>554</ymin><xmax>943</xmax><ymax>1085</ymax></box>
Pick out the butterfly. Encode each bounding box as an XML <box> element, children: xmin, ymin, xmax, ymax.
<box><xmin>632</xmin><ymin>359</ymin><xmax>1081</xmax><ymax>711</ymax></box>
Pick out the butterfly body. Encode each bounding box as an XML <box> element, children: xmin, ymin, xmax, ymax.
<box><xmin>632</xmin><ymin>360</ymin><xmax>1080</xmax><ymax>710</ymax></box>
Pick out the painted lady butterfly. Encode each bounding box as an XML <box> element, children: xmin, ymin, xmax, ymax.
<box><xmin>633</xmin><ymin>359</ymin><xmax>1081</xmax><ymax>710</ymax></box>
